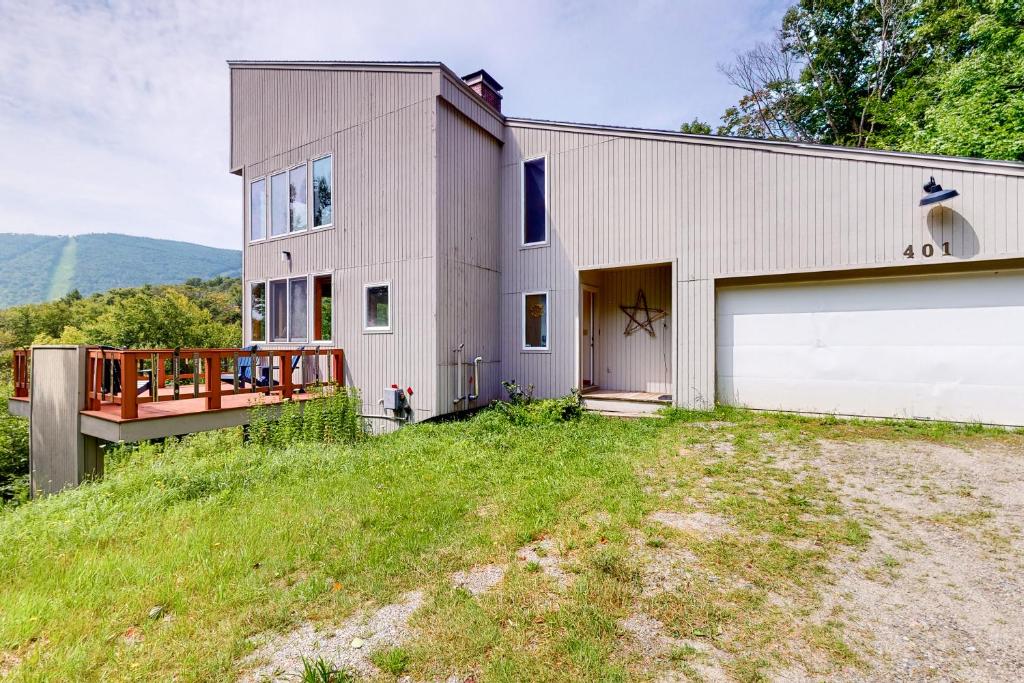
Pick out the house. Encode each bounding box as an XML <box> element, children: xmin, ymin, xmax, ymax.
<box><xmin>231</xmin><ymin>60</ymin><xmax>1024</xmax><ymax>427</ymax></box>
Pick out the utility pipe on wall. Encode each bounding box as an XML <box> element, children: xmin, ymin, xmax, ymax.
<box><xmin>468</xmin><ymin>356</ymin><xmax>482</xmax><ymax>401</ymax></box>
<box><xmin>452</xmin><ymin>344</ymin><xmax>465</xmax><ymax>407</ymax></box>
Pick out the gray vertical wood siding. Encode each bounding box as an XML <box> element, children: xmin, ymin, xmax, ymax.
<box><xmin>232</xmin><ymin>63</ymin><xmax>504</xmax><ymax>420</ymax></box>
<box><xmin>501</xmin><ymin>120</ymin><xmax>1024</xmax><ymax>406</ymax></box>
<box><xmin>436</xmin><ymin>101</ymin><xmax>503</xmax><ymax>410</ymax></box>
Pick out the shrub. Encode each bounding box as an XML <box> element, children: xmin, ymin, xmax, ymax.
<box><xmin>248</xmin><ymin>385</ymin><xmax>365</xmax><ymax>448</ymax></box>
<box><xmin>489</xmin><ymin>382</ymin><xmax>584</xmax><ymax>426</ymax></box>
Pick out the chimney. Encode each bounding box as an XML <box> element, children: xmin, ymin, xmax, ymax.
<box><xmin>461</xmin><ymin>69</ymin><xmax>503</xmax><ymax>112</ymax></box>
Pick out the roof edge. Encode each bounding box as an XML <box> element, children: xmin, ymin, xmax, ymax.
<box><xmin>505</xmin><ymin>116</ymin><xmax>1024</xmax><ymax>175</ymax></box>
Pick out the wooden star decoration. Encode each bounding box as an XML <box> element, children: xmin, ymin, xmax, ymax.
<box><xmin>620</xmin><ymin>289</ymin><xmax>668</xmax><ymax>337</ymax></box>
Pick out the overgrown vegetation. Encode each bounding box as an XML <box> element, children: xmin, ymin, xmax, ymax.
<box><xmin>690</xmin><ymin>0</ymin><xmax>1024</xmax><ymax>161</ymax></box>
<box><xmin>1</xmin><ymin>400</ymin><xmax>1017</xmax><ymax>680</ymax></box>
<box><xmin>247</xmin><ymin>386</ymin><xmax>366</xmax><ymax>448</ymax></box>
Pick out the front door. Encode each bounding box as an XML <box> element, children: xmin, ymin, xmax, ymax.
<box><xmin>581</xmin><ymin>287</ymin><xmax>598</xmax><ymax>387</ymax></box>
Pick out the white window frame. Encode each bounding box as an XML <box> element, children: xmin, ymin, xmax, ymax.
<box><xmin>310</xmin><ymin>271</ymin><xmax>334</xmax><ymax>345</ymax></box>
<box><xmin>287</xmin><ymin>161</ymin><xmax>309</xmax><ymax>234</ymax></box>
<box><xmin>311</xmin><ymin>154</ymin><xmax>333</xmax><ymax>230</ymax></box>
<box><xmin>520</xmin><ymin>155</ymin><xmax>550</xmax><ymax>248</ymax></box>
<box><xmin>268</xmin><ymin>276</ymin><xmax>309</xmax><ymax>343</ymax></box>
<box><xmin>268</xmin><ymin>170</ymin><xmax>290</xmax><ymax>239</ymax></box>
<box><xmin>247</xmin><ymin>280</ymin><xmax>267</xmax><ymax>343</ymax></box>
<box><xmin>249</xmin><ymin>177</ymin><xmax>267</xmax><ymax>244</ymax></box>
<box><xmin>521</xmin><ymin>290</ymin><xmax>550</xmax><ymax>352</ymax></box>
<box><xmin>363</xmin><ymin>281</ymin><xmax>393</xmax><ymax>334</ymax></box>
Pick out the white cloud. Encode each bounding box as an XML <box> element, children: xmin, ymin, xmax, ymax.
<box><xmin>0</xmin><ymin>0</ymin><xmax>785</xmax><ymax>248</ymax></box>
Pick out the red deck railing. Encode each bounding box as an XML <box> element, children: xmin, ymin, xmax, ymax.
<box><xmin>12</xmin><ymin>348</ymin><xmax>30</xmax><ymax>398</ymax></box>
<box><xmin>84</xmin><ymin>347</ymin><xmax>344</xmax><ymax>420</ymax></box>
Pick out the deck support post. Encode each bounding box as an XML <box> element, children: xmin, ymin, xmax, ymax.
<box><xmin>27</xmin><ymin>346</ymin><xmax>105</xmax><ymax>497</ymax></box>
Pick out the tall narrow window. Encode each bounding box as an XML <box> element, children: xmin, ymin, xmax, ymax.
<box><xmin>313</xmin><ymin>275</ymin><xmax>332</xmax><ymax>341</ymax></box>
<box><xmin>289</xmin><ymin>164</ymin><xmax>308</xmax><ymax>232</ymax></box>
<box><xmin>364</xmin><ymin>283</ymin><xmax>391</xmax><ymax>332</ymax></box>
<box><xmin>289</xmin><ymin>277</ymin><xmax>308</xmax><ymax>342</ymax></box>
<box><xmin>249</xmin><ymin>282</ymin><xmax>266</xmax><ymax>342</ymax></box>
<box><xmin>270</xmin><ymin>280</ymin><xmax>288</xmax><ymax>341</ymax></box>
<box><xmin>312</xmin><ymin>156</ymin><xmax>332</xmax><ymax>228</ymax></box>
<box><xmin>270</xmin><ymin>172</ymin><xmax>288</xmax><ymax>237</ymax></box>
<box><xmin>522</xmin><ymin>157</ymin><xmax>547</xmax><ymax>245</ymax></box>
<box><xmin>249</xmin><ymin>179</ymin><xmax>266</xmax><ymax>241</ymax></box>
<box><xmin>523</xmin><ymin>292</ymin><xmax>549</xmax><ymax>350</ymax></box>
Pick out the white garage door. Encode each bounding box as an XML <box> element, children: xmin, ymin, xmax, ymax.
<box><xmin>716</xmin><ymin>270</ymin><xmax>1024</xmax><ymax>426</ymax></box>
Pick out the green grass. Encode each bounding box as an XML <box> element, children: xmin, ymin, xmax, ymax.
<box><xmin>0</xmin><ymin>403</ymin><xmax>1019</xmax><ymax>681</ymax></box>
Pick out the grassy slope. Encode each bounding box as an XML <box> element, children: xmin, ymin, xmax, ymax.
<box><xmin>0</xmin><ymin>407</ymin><xmax>1018</xmax><ymax>681</ymax></box>
<box><xmin>0</xmin><ymin>233</ymin><xmax>241</xmax><ymax>308</ymax></box>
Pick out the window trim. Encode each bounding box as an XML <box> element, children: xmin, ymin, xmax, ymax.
<box><xmin>521</xmin><ymin>290</ymin><xmax>551</xmax><ymax>352</ymax></box>
<box><xmin>257</xmin><ymin>154</ymin><xmax>336</xmax><ymax>243</ymax></box>
<box><xmin>268</xmin><ymin>170</ymin><xmax>290</xmax><ymax>239</ymax></box>
<box><xmin>247</xmin><ymin>281</ymin><xmax>267</xmax><ymax>343</ymax></box>
<box><xmin>363</xmin><ymin>281</ymin><xmax>393</xmax><ymax>334</ymax></box>
<box><xmin>248</xmin><ymin>176</ymin><xmax>267</xmax><ymax>244</ymax></box>
<box><xmin>310</xmin><ymin>271</ymin><xmax>334</xmax><ymax>345</ymax></box>
<box><xmin>267</xmin><ymin>276</ymin><xmax>310</xmax><ymax>343</ymax></box>
<box><xmin>520</xmin><ymin>155</ymin><xmax>550</xmax><ymax>249</ymax></box>
<box><xmin>287</xmin><ymin>161</ymin><xmax>309</xmax><ymax>234</ymax></box>
<box><xmin>311</xmin><ymin>154</ymin><xmax>334</xmax><ymax>230</ymax></box>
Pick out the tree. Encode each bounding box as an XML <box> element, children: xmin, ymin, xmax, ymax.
<box><xmin>679</xmin><ymin>118</ymin><xmax>713</xmax><ymax>135</ymax></box>
<box><xmin>717</xmin><ymin>38</ymin><xmax>811</xmax><ymax>140</ymax></box>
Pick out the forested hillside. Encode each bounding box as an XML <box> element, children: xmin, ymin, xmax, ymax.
<box><xmin>0</xmin><ymin>233</ymin><xmax>241</xmax><ymax>308</ymax></box>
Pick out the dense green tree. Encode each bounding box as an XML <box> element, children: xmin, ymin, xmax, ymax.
<box><xmin>710</xmin><ymin>0</ymin><xmax>1023</xmax><ymax>161</ymax></box>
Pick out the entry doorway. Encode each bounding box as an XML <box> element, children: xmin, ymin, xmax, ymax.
<box><xmin>581</xmin><ymin>286</ymin><xmax>599</xmax><ymax>388</ymax></box>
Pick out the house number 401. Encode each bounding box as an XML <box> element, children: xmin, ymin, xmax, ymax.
<box><xmin>903</xmin><ymin>242</ymin><xmax>952</xmax><ymax>258</ymax></box>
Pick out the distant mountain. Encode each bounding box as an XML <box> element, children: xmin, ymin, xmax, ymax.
<box><xmin>0</xmin><ymin>233</ymin><xmax>241</xmax><ymax>308</ymax></box>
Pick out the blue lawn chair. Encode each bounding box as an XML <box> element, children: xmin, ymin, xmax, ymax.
<box><xmin>221</xmin><ymin>345</ymin><xmax>265</xmax><ymax>387</ymax></box>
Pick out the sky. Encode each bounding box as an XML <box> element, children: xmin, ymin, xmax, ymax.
<box><xmin>0</xmin><ymin>0</ymin><xmax>788</xmax><ymax>249</ymax></box>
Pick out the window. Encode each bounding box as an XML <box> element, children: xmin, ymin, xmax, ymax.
<box><xmin>364</xmin><ymin>283</ymin><xmax>391</xmax><ymax>332</ymax></box>
<box><xmin>312</xmin><ymin>156</ymin><xmax>332</xmax><ymax>228</ymax></box>
<box><xmin>249</xmin><ymin>179</ymin><xmax>266</xmax><ymax>241</ymax></box>
<box><xmin>270</xmin><ymin>172</ymin><xmax>288</xmax><ymax>237</ymax></box>
<box><xmin>522</xmin><ymin>157</ymin><xmax>547</xmax><ymax>245</ymax></box>
<box><xmin>289</xmin><ymin>164</ymin><xmax>308</xmax><ymax>232</ymax></box>
<box><xmin>313</xmin><ymin>275</ymin><xmax>332</xmax><ymax>341</ymax></box>
<box><xmin>269</xmin><ymin>277</ymin><xmax>308</xmax><ymax>342</ymax></box>
<box><xmin>249</xmin><ymin>282</ymin><xmax>266</xmax><ymax>342</ymax></box>
<box><xmin>522</xmin><ymin>292</ymin><xmax>549</xmax><ymax>350</ymax></box>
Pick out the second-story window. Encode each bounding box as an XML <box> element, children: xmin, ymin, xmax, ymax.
<box><xmin>312</xmin><ymin>156</ymin><xmax>332</xmax><ymax>228</ymax></box>
<box><xmin>289</xmin><ymin>163</ymin><xmax>308</xmax><ymax>232</ymax></box>
<box><xmin>522</xmin><ymin>157</ymin><xmax>547</xmax><ymax>245</ymax></box>
<box><xmin>270</xmin><ymin>171</ymin><xmax>288</xmax><ymax>237</ymax></box>
<box><xmin>249</xmin><ymin>178</ymin><xmax>266</xmax><ymax>242</ymax></box>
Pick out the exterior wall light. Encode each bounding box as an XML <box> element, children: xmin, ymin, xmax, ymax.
<box><xmin>280</xmin><ymin>250</ymin><xmax>291</xmax><ymax>263</ymax></box>
<box><xmin>920</xmin><ymin>177</ymin><xmax>959</xmax><ymax>207</ymax></box>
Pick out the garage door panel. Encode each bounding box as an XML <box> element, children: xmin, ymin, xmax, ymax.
<box><xmin>722</xmin><ymin>307</ymin><xmax>1024</xmax><ymax>347</ymax></box>
<box><xmin>721</xmin><ymin>344</ymin><xmax>1024</xmax><ymax>387</ymax></box>
<box><xmin>716</xmin><ymin>271</ymin><xmax>1024</xmax><ymax>426</ymax></box>
<box><xmin>717</xmin><ymin>376</ymin><xmax>1024</xmax><ymax>424</ymax></box>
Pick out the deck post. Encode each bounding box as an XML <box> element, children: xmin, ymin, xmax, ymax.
<box><xmin>280</xmin><ymin>351</ymin><xmax>294</xmax><ymax>399</ymax></box>
<box><xmin>121</xmin><ymin>353</ymin><xmax>138</xmax><ymax>420</ymax></box>
<box><xmin>206</xmin><ymin>353</ymin><xmax>222</xmax><ymax>410</ymax></box>
<box><xmin>332</xmin><ymin>350</ymin><xmax>344</xmax><ymax>386</ymax></box>
<box><xmin>27</xmin><ymin>346</ymin><xmax>104</xmax><ymax>497</ymax></box>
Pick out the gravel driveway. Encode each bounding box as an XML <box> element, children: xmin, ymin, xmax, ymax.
<box><xmin>782</xmin><ymin>438</ymin><xmax>1024</xmax><ymax>682</ymax></box>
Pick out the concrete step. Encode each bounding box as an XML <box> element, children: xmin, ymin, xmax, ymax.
<box><xmin>582</xmin><ymin>396</ymin><xmax>667</xmax><ymax>415</ymax></box>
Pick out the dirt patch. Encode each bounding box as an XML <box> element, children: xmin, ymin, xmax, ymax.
<box><xmin>451</xmin><ymin>564</ymin><xmax>505</xmax><ymax>596</ymax></box>
<box><xmin>516</xmin><ymin>539</ymin><xmax>571</xmax><ymax>587</ymax></box>
<box><xmin>650</xmin><ymin>510</ymin><xmax>736</xmax><ymax>538</ymax></box>
<box><xmin>784</xmin><ymin>439</ymin><xmax>1024</xmax><ymax>682</ymax></box>
<box><xmin>619</xmin><ymin>613</ymin><xmax>730</xmax><ymax>681</ymax></box>
<box><xmin>240</xmin><ymin>590</ymin><xmax>424</xmax><ymax>681</ymax></box>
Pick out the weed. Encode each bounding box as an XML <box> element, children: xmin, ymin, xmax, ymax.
<box><xmin>296</xmin><ymin>656</ymin><xmax>351</xmax><ymax>683</ymax></box>
<box><xmin>370</xmin><ymin>647</ymin><xmax>410</xmax><ymax>676</ymax></box>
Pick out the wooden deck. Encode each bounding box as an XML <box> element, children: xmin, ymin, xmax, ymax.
<box><xmin>79</xmin><ymin>383</ymin><xmax>323</xmax><ymax>423</ymax></box>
